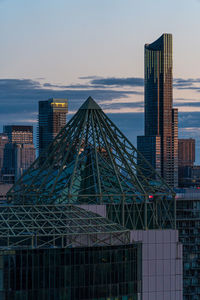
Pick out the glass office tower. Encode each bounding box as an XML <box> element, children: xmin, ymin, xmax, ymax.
<box><xmin>38</xmin><ymin>98</ymin><xmax>68</xmax><ymax>156</ymax></box>
<box><xmin>137</xmin><ymin>34</ymin><xmax>178</xmax><ymax>187</ymax></box>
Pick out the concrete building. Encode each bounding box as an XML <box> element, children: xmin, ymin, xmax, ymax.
<box><xmin>137</xmin><ymin>33</ymin><xmax>178</xmax><ymax>187</ymax></box>
<box><xmin>79</xmin><ymin>205</ymin><xmax>183</xmax><ymax>300</ymax></box>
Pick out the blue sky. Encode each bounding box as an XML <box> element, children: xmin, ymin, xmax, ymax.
<box><xmin>1</xmin><ymin>0</ymin><xmax>200</xmax><ymax>161</ymax></box>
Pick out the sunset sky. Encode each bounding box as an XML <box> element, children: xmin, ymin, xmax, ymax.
<box><xmin>1</xmin><ymin>0</ymin><xmax>200</xmax><ymax>160</ymax></box>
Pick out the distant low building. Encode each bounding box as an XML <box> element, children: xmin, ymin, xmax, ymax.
<box><xmin>1</xmin><ymin>125</ymin><xmax>36</xmax><ymax>183</ymax></box>
<box><xmin>0</xmin><ymin>183</ymin><xmax>12</xmax><ymax>204</ymax></box>
<box><xmin>178</xmin><ymin>138</ymin><xmax>195</xmax><ymax>187</ymax></box>
<box><xmin>3</xmin><ymin>125</ymin><xmax>34</xmax><ymax>144</ymax></box>
<box><xmin>0</xmin><ymin>134</ymin><xmax>9</xmax><ymax>182</ymax></box>
<box><xmin>38</xmin><ymin>98</ymin><xmax>68</xmax><ymax>157</ymax></box>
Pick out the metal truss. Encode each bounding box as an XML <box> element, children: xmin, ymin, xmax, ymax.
<box><xmin>0</xmin><ymin>204</ymin><xmax>130</xmax><ymax>250</ymax></box>
<box><xmin>7</xmin><ymin>97</ymin><xmax>176</xmax><ymax>229</ymax></box>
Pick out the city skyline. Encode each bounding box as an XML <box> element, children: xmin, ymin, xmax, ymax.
<box><xmin>1</xmin><ymin>0</ymin><xmax>200</xmax><ymax>161</ymax></box>
<box><xmin>1</xmin><ymin>2</ymin><xmax>200</xmax><ymax>297</ymax></box>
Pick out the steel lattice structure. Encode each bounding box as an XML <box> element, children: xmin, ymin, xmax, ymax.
<box><xmin>7</xmin><ymin>97</ymin><xmax>176</xmax><ymax>229</ymax></box>
<box><xmin>0</xmin><ymin>204</ymin><xmax>130</xmax><ymax>250</ymax></box>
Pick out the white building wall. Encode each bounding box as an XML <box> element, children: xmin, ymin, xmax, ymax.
<box><xmin>78</xmin><ymin>205</ymin><xmax>183</xmax><ymax>299</ymax></box>
<box><xmin>131</xmin><ymin>229</ymin><xmax>183</xmax><ymax>300</ymax></box>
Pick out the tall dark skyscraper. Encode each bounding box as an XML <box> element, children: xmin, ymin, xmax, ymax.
<box><xmin>38</xmin><ymin>98</ymin><xmax>68</xmax><ymax>156</ymax></box>
<box><xmin>137</xmin><ymin>33</ymin><xmax>178</xmax><ymax>187</ymax></box>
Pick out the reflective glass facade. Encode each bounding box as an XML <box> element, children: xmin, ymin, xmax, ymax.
<box><xmin>0</xmin><ymin>244</ymin><xmax>141</xmax><ymax>300</ymax></box>
<box><xmin>138</xmin><ymin>33</ymin><xmax>178</xmax><ymax>187</ymax></box>
<box><xmin>38</xmin><ymin>98</ymin><xmax>68</xmax><ymax>157</ymax></box>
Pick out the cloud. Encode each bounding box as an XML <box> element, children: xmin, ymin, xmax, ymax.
<box><xmin>45</xmin><ymin>83</ymin><xmax>93</xmax><ymax>89</ymax></box>
<box><xmin>79</xmin><ymin>76</ymin><xmax>101</xmax><ymax>80</ymax></box>
<box><xmin>0</xmin><ymin>78</ymin><xmax>144</xmax><ymax>131</ymax></box>
<box><xmin>173</xmin><ymin>78</ymin><xmax>200</xmax><ymax>90</ymax></box>
<box><xmin>103</xmin><ymin>107</ymin><xmax>143</xmax><ymax>113</ymax></box>
<box><xmin>77</xmin><ymin>76</ymin><xmax>200</xmax><ymax>92</ymax></box>
<box><xmin>0</xmin><ymin>78</ymin><xmax>41</xmax><ymax>90</ymax></box>
<box><xmin>1</xmin><ymin>77</ymin><xmax>200</xmax><ymax>162</ymax></box>
<box><xmin>90</xmin><ymin>77</ymin><xmax>144</xmax><ymax>87</ymax></box>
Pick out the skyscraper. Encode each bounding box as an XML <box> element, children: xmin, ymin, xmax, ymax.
<box><xmin>38</xmin><ymin>98</ymin><xmax>68</xmax><ymax>156</ymax></box>
<box><xmin>137</xmin><ymin>33</ymin><xmax>178</xmax><ymax>187</ymax></box>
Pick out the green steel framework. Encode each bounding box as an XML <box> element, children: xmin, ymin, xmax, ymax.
<box><xmin>0</xmin><ymin>204</ymin><xmax>130</xmax><ymax>250</ymax></box>
<box><xmin>7</xmin><ymin>97</ymin><xmax>176</xmax><ymax>230</ymax></box>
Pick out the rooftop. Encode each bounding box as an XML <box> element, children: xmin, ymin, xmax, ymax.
<box><xmin>7</xmin><ymin>97</ymin><xmax>175</xmax><ymax>229</ymax></box>
<box><xmin>0</xmin><ymin>204</ymin><xmax>130</xmax><ymax>250</ymax></box>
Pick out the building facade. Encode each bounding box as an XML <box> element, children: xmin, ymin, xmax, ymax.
<box><xmin>178</xmin><ymin>139</ymin><xmax>195</xmax><ymax>186</ymax></box>
<box><xmin>1</xmin><ymin>126</ymin><xmax>36</xmax><ymax>183</ymax></box>
<box><xmin>0</xmin><ymin>205</ymin><xmax>142</xmax><ymax>300</ymax></box>
<box><xmin>0</xmin><ymin>183</ymin><xmax>12</xmax><ymax>204</ymax></box>
<box><xmin>38</xmin><ymin>98</ymin><xmax>68</xmax><ymax>156</ymax></box>
<box><xmin>176</xmin><ymin>188</ymin><xmax>200</xmax><ymax>299</ymax></box>
<box><xmin>3</xmin><ymin>125</ymin><xmax>33</xmax><ymax>144</ymax></box>
<box><xmin>14</xmin><ymin>143</ymin><xmax>36</xmax><ymax>179</ymax></box>
<box><xmin>0</xmin><ymin>134</ymin><xmax>9</xmax><ymax>182</ymax></box>
<box><xmin>137</xmin><ymin>33</ymin><xmax>178</xmax><ymax>187</ymax></box>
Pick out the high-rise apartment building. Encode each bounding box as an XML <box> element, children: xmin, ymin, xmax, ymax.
<box><xmin>38</xmin><ymin>98</ymin><xmax>68</xmax><ymax>156</ymax></box>
<box><xmin>137</xmin><ymin>33</ymin><xmax>178</xmax><ymax>187</ymax></box>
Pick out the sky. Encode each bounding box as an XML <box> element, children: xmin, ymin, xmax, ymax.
<box><xmin>1</xmin><ymin>0</ymin><xmax>200</xmax><ymax>161</ymax></box>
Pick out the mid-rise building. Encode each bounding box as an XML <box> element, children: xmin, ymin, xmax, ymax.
<box><xmin>3</xmin><ymin>125</ymin><xmax>33</xmax><ymax>144</ymax></box>
<box><xmin>14</xmin><ymin>143</ymin><xmax>36</xmax><ymax>179</ymax></box>
<box><xmin>1</xmin><ymin>125</ymin><xmax>36</xmax><ymax>183</ymax></box>
<box><xmin>0</xmin><ymin>134</ymin><xmax>9</xmax><ymax>181</ymax></box>
<box><xmin>137</xmin><ymin>33</ymin><xmax>178</xmax><ymax>187</ymax></box>
<box><xmin>178</xmin><ymin>139</ymin><xmax>195</xmax><ymax>167</ymax></box>
<box><xmin>178</xmin><ymin>139</ymin><xmax>195</xmax><ymax>186</ymax></box>
<box><xmin>38</xmin><ymin>98</ymin><xmax>68</xmax><ymax>156</ymax></box>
